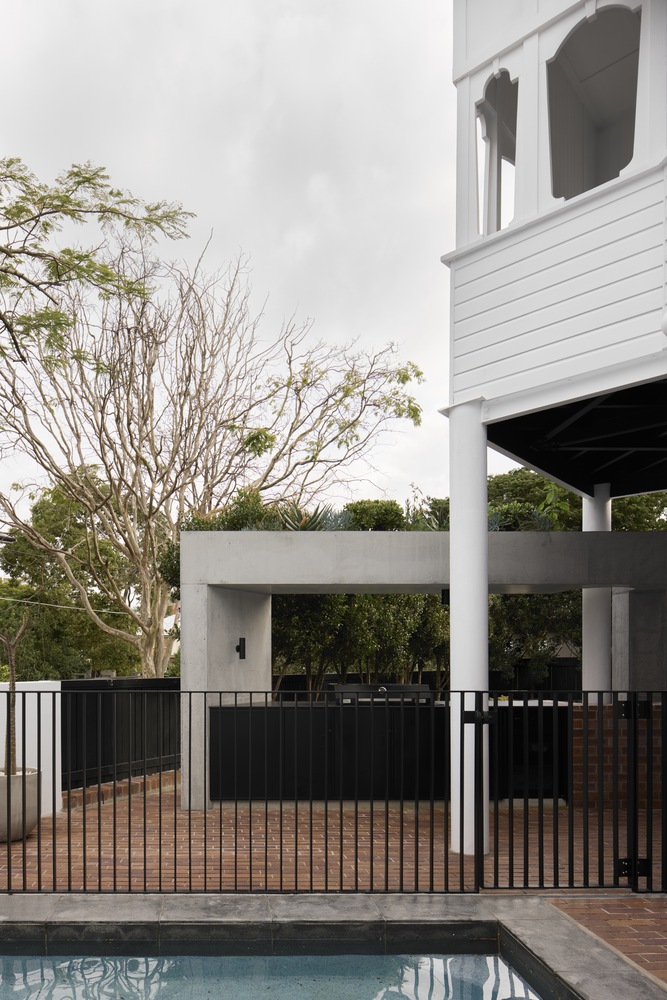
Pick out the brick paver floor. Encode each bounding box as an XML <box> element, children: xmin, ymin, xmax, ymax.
<box><xmin>0</xmin><ymin>781</ymin><xmax>665</xmax><ymax>987</ymax></box>
<box><xmin>552</xmin><ymin>895</ymin><xmax>667</xmax><ymax>987</ymax></box>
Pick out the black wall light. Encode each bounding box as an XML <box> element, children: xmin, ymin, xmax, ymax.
<box><xmin>235</xmin><ymin>637</ymin><xmax>246</xmax><ymax>659</ymax></box>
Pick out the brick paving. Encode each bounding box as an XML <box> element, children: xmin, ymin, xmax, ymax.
<box><xmin>552</xmin><ymin>896</ymin><xmax>667</xmax><ymax>987</ymax></box>
<box><xmin>0</xmin><ymin>779</ymin><xmax>665</xmax><ymax>986</ymax></box>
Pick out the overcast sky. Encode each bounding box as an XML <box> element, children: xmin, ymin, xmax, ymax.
<box><xmin>1</xmin><ymin>0</ymin><xmax>514</xmax><ymax>506</ymax></box>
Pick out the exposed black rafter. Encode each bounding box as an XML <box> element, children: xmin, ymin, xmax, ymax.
<box><xmin>487</xmin><ymin>378</ymin><xmax>667</xmax><ymax>497</ymax></box>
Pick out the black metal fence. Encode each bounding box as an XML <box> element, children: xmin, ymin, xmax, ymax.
<box><xmin>0</xmin><ymin>688</ymin><xmax>663</xmax><ymax>893</ymax></box>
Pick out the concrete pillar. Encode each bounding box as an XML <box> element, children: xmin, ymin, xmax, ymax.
<box><xmin>180</xmin><ymin>582</ymin><xmax>271</xmax><ymax>809</ymax></box>
<box><xmin>612</xmin><ymin>588</ymin><xmax>667</xmax><ymax>691</ymax></box>
<box><xmin>582</xmin><ymin>484</ymin><xmax>612</xmax><ymax>694</ymax></box>
<box><xmin>449</xmin><ymin>398</ymin><xmax>489</xmax><ymax>855</ymax></box>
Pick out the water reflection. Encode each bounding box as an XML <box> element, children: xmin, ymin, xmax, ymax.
<box><xmin>0</xmin><ymin>954</ymin><xmax>542</xmax><ymax>1000</ymax></box>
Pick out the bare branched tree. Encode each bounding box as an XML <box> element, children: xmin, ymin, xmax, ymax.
<box><xmin>0</xmin><ymin>251</ymin><xmax>423</xmax><ymax>676</ymax></box>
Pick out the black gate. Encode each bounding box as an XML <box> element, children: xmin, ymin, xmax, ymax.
<box><xmin>472</xmin><ymin>691</ymin><xmax>665</xmax><ymax>893</ymax></box>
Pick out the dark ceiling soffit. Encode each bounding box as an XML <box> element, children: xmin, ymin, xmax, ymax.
<box><xmin>485</xmin><ymin>378</ymin><xmax>667</xmax><ymax>498</ymax></box>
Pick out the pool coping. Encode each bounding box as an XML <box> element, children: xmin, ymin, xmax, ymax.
<box><xmin>0</xmin><ymin>893</ymin><xmax>663</xmax><ymax>1000</ymax></box>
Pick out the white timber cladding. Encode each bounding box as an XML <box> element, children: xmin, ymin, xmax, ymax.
<box><xmin>450</xmin><ymin>163</ymin><xmax>667</xmax><ymax>404</ymax></box>
<box><xmin>447</xmin><ymin>0</ymin><xmax>667</xmax><ymax>413</ymax></box>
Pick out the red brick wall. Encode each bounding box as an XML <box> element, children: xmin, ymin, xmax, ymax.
<box><xmin>571</xmin><ymin>702</ymin><xmax>663</xmax><ymax>809</ymax></box>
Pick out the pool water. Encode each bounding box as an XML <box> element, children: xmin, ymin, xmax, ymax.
<box><xmin>0</xmin><ymin>954</ymin><xmax>543</xmax><ymax>999</ymax></box>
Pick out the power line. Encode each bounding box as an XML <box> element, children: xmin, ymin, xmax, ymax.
<box><xmin>0</xmin><ymin>594</ymin><xmax>132</xmax><ymax>616</ymax></box>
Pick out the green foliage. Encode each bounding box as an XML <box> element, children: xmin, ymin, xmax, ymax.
<box><xmin>280</xmin><ymin>502</ymin><xmax>332</xmax><ymax>531</ymax></box>
<box><xmin>343</xmin><ymin>499</ymin><xmax>405</xmax><ymax>531</ymax></box>
<box><xmin>0</xmin><ymin>487</ymin><xmax>140</xmax><ymax>678</ymax></box>
<box><xmin>612</xmin><ymin>492</ymin><xmax>667</xmax><ymax>531</ymax></box>
<box><xmin>0</xmin><ymin>158</ymin><xmax>190</xmax><ymax>360</ymax></box>
<box><xmin>489</xmin><ymin>592</ymin><xmax>581</xmax><ymax>684</ymax></box>
<box><xmin>486</xmin><ymin>469</ymin><xmax>581</xmax><ymax>530</ymax></box>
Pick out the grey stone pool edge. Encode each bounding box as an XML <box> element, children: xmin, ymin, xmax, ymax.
<box><xmin>0</xmin><ymin>894</ymin><xmax>663</xmax><ymax>1000</ymax></box>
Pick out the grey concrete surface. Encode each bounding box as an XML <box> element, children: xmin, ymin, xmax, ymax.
<box><xmin>0</xmin><ymin>893</ymin><xmax>662</xmax><ymax>999</ymax></box>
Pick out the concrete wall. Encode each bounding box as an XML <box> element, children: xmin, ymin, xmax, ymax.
<box><xmin>0</xmin><ymin>681</ymin><xmax>62</xmax><ymax>817</ymax></box>
<box><xmin>613</xmin><ymin>589</ymin><xmax>667</xmax><ymax>690</ymax></box>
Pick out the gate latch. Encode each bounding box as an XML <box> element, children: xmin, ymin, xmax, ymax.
<box><xmin>463</xmin><ymin>710</ymin><xmax>493</xmax><ymax>725</ymax></box>
<box><xmin>615</xmin><ymin>857</ymin><xmax>650</xmax><ymax>879</ymax></box>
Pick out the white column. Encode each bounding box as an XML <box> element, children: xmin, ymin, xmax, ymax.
<box><xmin>449</xmin><ymin>399</ymin><xmax>489</xmax><ymax>855</ymax></box>
<box><xmin>582</xmin><ymin>483</ymin><xmax>612</xmax><ymax>695</ymax></box>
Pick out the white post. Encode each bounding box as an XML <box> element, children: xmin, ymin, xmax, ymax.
<box><xmin>582</xmin><ymin>483</ymin><xmax>612</xmax><ymax>695</ymax></box>
<box><xmin>449</xmin><ymin>398</ymin><xmax>489</xmax><ymax>855</ymax></box>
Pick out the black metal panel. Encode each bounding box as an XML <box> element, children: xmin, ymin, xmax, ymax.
<box><xmin>61</xmin><ymin>679</ymin><xmax>180</xmax><ymax>789</ymax></box>
<box><xmin>209</xmin><ymin>701</ymin><xmax>450</xmax><ymax>801</ymax></box>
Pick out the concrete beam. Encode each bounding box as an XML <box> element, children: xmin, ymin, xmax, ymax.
<box><xmin>181</xmin><ymin>530</ymin><xmax>667</xmax><ymax>594</ymax></box>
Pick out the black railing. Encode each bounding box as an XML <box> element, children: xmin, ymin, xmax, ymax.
<box><xmin>61</xmin><ymin>679</ymin><xmax>180</xmax><ymax>789</ymax></box>
<box><xmin>0</xmin><ymin>688</ymin><xmax>663</xmax><ymax>893</ymax></box>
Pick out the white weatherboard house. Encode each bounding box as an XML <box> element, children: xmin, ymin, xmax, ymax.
<box><xmin>444</xmin><ymin>0</ymin><xmax>667</xmax><ymax>849</ymax></box>
<box><xmin>180</xmin><ymin>0</ymin><xmax>667</xmax><ymax>849</ymax></box>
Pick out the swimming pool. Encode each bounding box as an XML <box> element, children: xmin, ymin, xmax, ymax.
<box><xmin>0</xmin><ymin>953</ymin><xmax>542</xmax><ymax>999</ymax></box>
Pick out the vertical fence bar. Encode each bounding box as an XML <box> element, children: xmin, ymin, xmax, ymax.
<box><xmin>567</xmin><ymin>693</ymin><xmax>574</xmax><ymax>888</ymax></box>
<box><xmin>646</xmin><ymin>693</ymin><xmax>654</xmax><ymax>893</ymax></box>
<box><xmin>187</xmin><ymin>692</ymin><xmax>193</xmax><ymax>893</ymax></box>
<box><xmin>51</xmin><ymin>690</ymin><xmax>57</xmax><ymax>893</ymax></box>
<box><xmin>428</xmin><ymin>692</ymin><xmax>434</xmax><ymax>892</ymax></box>
<box><xmin>112</xmin><ymin>691</ymin><xmax>118</xmax><ymax>893</ymax></box>
<box><xmin>491</xmin><ymin>692</ymin><xmax>499</xmax><ymax>889</ymax></box>
<box><xmin>552</xmin><ymin>694</ymin><xmax>560</xmax><ymax>889</ymax></box>
<box><xmin>414</xmin><ymin>694</ymin><xmax>420</xmax><ymax>892</ymax></box>
<box><xmin>369</xmin><ymin>692</ymin><xmax>375</xmax><ymax>892</ymax></box>
<box><xmin>20</xmin><ymin>692</ymin><xmax>27</xmax><ymax>891</ymax></box>
<box><xmin>398</xmin><ymin>694</ymin><xmax>405</xmax><ymax>893</ymax></box>
<box><xmin>157</xmin><ymin>691</ymin><xmax>163</xmax><ymax>894</ymax></box>
<box><xmin>473</xmin><ymin>692</ymin><xmax>484</xmax><ymax>892</ymax></box>
<box><xmin>308</xmin><ymin>692</ymin><xmax>314</xmax><ymax>893</ymax></box>
<box><xmin>582</xmin><ymin>691</ymin><xmax>590</xmax><ymax>888</ymax></box>
<box><xmin>264</xmin><ymin>691</ymin><xmax>269</xmax><ymax>893</ymax></box>
<box><xmin>662</xmin><ymin>696</ymin><xmax>667</xmax><ymax>892</ymax></box>
<box><xmin>338</xmin><ymin>691</ymin><xmax>343</xmax><ymax>891</ymax></box>
<box><xmin>233</xmin><ymin>692</ymin><xmax>238</xmax><ymax>893</ymax></box>
<box><xmin>626</xmin><ymin>692</ymin><xmax>638</xmax><ymax>892</ymax></box>
<box><xmin>293</xmin><ymin>691</ymin><xmax>299</xmax><ymax>891</ymax></box>
<box><xmin>353</xmin><ymin>690</ymin><xmax>359</xmax><ymax>893</ymax></box>
<box><xmin>203</xmin><ymin>689</ymin><xmax>209</xmax><ymax>893</ymax></box>
<box><xmin>216</xmin><ymin>691</ymin><xmax>223</xmax><ymax>893</ymax></box>
<box><xmin>36</xmin><ymin>692</ymin><xmax>42</xmax><ymax>894</ymax></box>
<box><xmin>249</xmin><ymin>691</ymin><xmax>254</xmax><ymax>893</ymax></box>
<box><xmin>522</xmin><ymin>695</ymin><xmax>529</xmax><ymax>887</ymax></box>
<box><xmin>142</xmin><ymin>691</ymin><xmax>148</xmax><ymax>893</ymax></box>
<box><xmin>279</xmin><ymin>691</ymin><xmax>285</xmax><ymax>893</ymax></box>
<box><xmin>537</xmin><ymin>692</ymin><xmax>544</xmax><ymax>889</ymax></box>
<box><xmin>612</xmin><ymin>693</ymin><xmax>620</xmax><ymax>887</ymax></box>
<box><xmin>97</xmin><ymin>692</ymin><xmax>103</xmax><ymax>893</ymax></box>
<box><xmin>444</xmin><ymin>690</ymin><xmax>450</xmax><ymax>892</ymax></box>
<box><xmin>597</xmin><ymin>692</ymin><xmax>605</xmax><ymax>887</ymax></box>
<box><xmin>384</xmin><ymin>690</ymin><xmax>390</xmax><ymax>892</ymax></box>
<box><xmin>458</xmin><ymin>693</ymin><xmax>465</xmax><ymax>893</ymax></box>
<box><xmin>66</xmin><ymin>688</ymin><xmax>72</xmax><ymax>892</ymax></box>
<box><xmin>324</xmin><ymin>692</ymin><xmax>330</xmax><ymax>892</ymax></box>
<box><xmin>81</xmin><ymin>690</ymin><xmax>87</xmax><ymax>892</ymax></box>
<box><xmin>507</xmin><ymin>691</ymin><xmax>514</xmax><ymax>889</ymax></box>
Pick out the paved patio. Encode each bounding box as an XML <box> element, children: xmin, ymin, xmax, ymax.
<box><xmin>0</xmin><ymin>783</ymin><xmax>664</xmax><ymax>989</ymax></box>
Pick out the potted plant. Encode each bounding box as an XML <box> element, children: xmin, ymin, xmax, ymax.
<box><xmin>0</xmin><ymin>597</ymin><xmax>40</xmax><ymax>841</ymax></box>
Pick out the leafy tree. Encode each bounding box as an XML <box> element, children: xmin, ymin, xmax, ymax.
<box><xmin>0</xmin><ymin>251</ymin><xmax>422</xmax><ymax>677</ymax></box>
<box><xmin>344</xmin><ymin>499</ymin><xmax>405</xmax><ymax>531</ymax></box>
<box><xmin>272</xmin><ymin>593</ymin><xmax>347</xmax><ymax>693</ymax></box>
<box><xmin>612</xmin><ymin>492</ymin><xmax>667</xmax><ymax>531</ymax></box>
<box><xmin>0</xmin><ymin>158</ymin><xmax>189</xmax><ymax>362</ymax></box>
<box><xmin>0</xmin><ymin>489</ymin><xmax>140</xmax><ymax>677</ymax></box>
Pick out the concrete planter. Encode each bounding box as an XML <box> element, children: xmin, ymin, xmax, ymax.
<box><xmin>0</xmin><ymin>768</ymin><xmax>40</xmax><ymax>842</ymax></box>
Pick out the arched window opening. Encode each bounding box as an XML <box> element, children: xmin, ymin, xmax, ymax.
<box><xmin>477</xmin><ymin>70</ymin><xmax>518</xmax><ymax>235</ymax></box>
<box><xmin>548</xmin><ymin>6</ymin><xmax>641</xmax><ymax>200</ymax></box>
